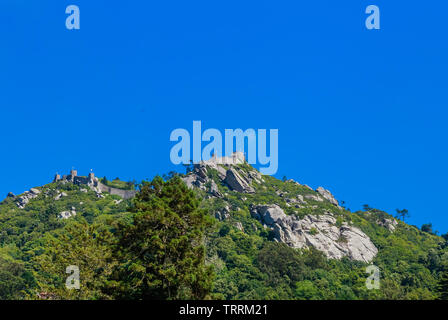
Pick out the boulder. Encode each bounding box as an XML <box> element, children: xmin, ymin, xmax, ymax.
<box><xmin>209</xmin><ymin>180</ymin><xmax>223</xmax><ymax>198</ymax></box>
<box><xmin>215</xmin><ymin>205</ymin><xmax>231</xmax><ymax>221</ymax></box>
<box><xmin>376</xmin><ymin>218</ymin><xmax>398</xmax><ymax>232</ymax></box>
<box><xmin>182</xmin><ymin>175</ymin><xmax>197</xmax><ymax>189</ymax></box>
<box><xmin>224</xmin><ymin>168</ymin><xmax>255</xmax><ymax>193</ymax></box>
<box><xmin>304</xmin><ymin>194</ymin><xmax>324</xmax><ymax>202</ymax></box>
<box><xmin>234</xmin><ymin>222</ymin><xmax>244</xmax><ymax>231</ymax></box>
<box><xmin>16</xmin><ymin>189</ymin><xmax>40</xmax><ymax>209</ymax></box>
<box><xmin>251</xmin><ymin>204</ymin><xmax>378</xmax><ymax>263</ymax></box>
<box><xmin>30</xmin><ymin>188</ymin><xmax>41</xmax><ymax>195</ymax></box>
<box><xmin>59</xmin><ymin>210</ymin><xmax>76</xmax><ymax>219</ymax></box>
<box><xmin>286</xmin><ymin>179</ymin><xmax>301</xmax><ymax>186</ymax></box>
<box><xmin>54</xmin><ymin>192</ymin><xmax>68</xmax><ymax>201</ymax></box>
<box><xmin>316</xmin><ymin>187</ymin><xmax>340</xmax><ymax>207</ymax></box>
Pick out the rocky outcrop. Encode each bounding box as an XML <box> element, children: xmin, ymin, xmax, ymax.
<box><xmin>234</xmin><ymin>222</ymin><xmax>244</xmax><ymax>231</ymax></box>
<box><xmin>224</xmin><ymin>168</ymin><xmax>255</xmax><ymax>193</ymax></box>
<box><xmin>59</xmin><ymin>207</ymin><xmax>77</xmax><ymax>219</ymax></box>
<box><xmin>304</xmin><ymin>194</ymin><xmax>324</xmax><ymax>202</ymax></box>
<box><xmin>182</xmin><ymin>164</ymin><xmax>209</xmax><ymax>192</ymax></box>
<box><xmin>54</xmin><ymin>192</ymin><xmax>68</xmax><ymax>200</ymax></box>
<box><xmin>214</xmin><ymin>205</ymin><xmax>231</xmax><ymax>221</ymax></box>
<box><xmin>251</xmin><ymin>204</ymin><xmax>377</xmax><ymax>263</ymax></box>
<box><xmin>316</xmin><ymin>187</ymin><xmax>340</xmax><ymax>207</ymax></box>
<box><xmin>181</xmin><ymin>153</ymin><xmax>260</xmax><ymax>195</ymax></box>
<box><xmin>285</xmin><ymin>195</ymin><xmax>306</xmax><ymax>208</ymax></box>
<box><xmin>209</xmin><ymin>180</ymin><xmax>223</xmax><ymax>198</ymax></box>
<box><xmin>376</xmin><ymin>217</ymin><xmax>398</xmax><ymax>232</ymax></box>
<box><xmin>286</xmin><ymin>179</ymin><xmax>301</xmax><ymax>186</ymax></box>
<box><xmin>16</xmin><ymin>188</ymin><xmax>41</xmax><ymax>209</ymax></box>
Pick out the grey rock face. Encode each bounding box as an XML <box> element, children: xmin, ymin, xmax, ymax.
<box><xmin>224</xmin><ymin>168</ymin><xmax>255</xmax><ymax>193</ymax></box>
<box><xmin>234</xmin><ymin>222</ymin><xmax>244</xmax><ymax>231</ymax></box>
<box><xmin>54</xmin><ymin>192</ymin><xmax>68</xmax><ymax>200</ymax></box>
<box><xmin>59</xmin><ymin>209</ymin><xmax>77</xmax><ymax>219</ymax></box>
<box><xmin>181</xmin><ymin>164</ymin><xmax>209</xmax><ymax>192</ymax></box>
<box><xmin>376</xmin><ymin>218</ymin><xmax>398</xmax><ymax>232</ymax></box>
<box><xmin>286</xmin><ymin>195</ymin><xmax>306</xmax><ymax>208</ymax></box>
<box><xmin>286</xmin><ymin>179</ymin><xmax>301</xmax><ymax>186</ymax></box>
<box><xmin>182</xmin><ymin>175</ymin><xmax>197</xmax><ymax>189</ymax></box>
<box><xmin>251</xmin><ymin>205</ymin><xmax>378</xmax><ymax>263</ymax></box>
<box><xmin>30</xmin><ymin>188</ymin><xmax>41</xmax><ymax>195</ymax></box>
<box><xmin>215</xmin><ymin>205</ymin><xmax>231</xmax><ymax>221</ymax></box>
<box><xmin>316</xmin><ymin>187</ymin><xmax>340</xmax><ymax>207</ymax></box>
<box><xmin>181</xmin><ymin>152</ymin><xmax>261</xmax><ymax>196</ymax></box>
<box><xmin>304</xmin><ymin>194</ymin><xmax>324</xmax><ymax>202</ymax></box>
<box><xmin>209</xmin><ymin>180</ymin><xmax>223</xmax><ymax>198</ymax></box>
<box><xmin>16</xmin><ymin>188</ymin><xmax>41</xmax><ymax>209</ymax></box>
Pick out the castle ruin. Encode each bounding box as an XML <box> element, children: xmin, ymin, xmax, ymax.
<box><xmin>53</xmin><ymin>169</ymin><xmax>137</xmax><ymax>199</ymax></box>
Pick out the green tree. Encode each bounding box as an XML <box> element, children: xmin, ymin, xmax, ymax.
<box><xmin>395</xmin><ymin>208</ymin><xmax>410</xmax><ymax>221</ymax></box>
<box><xmin>112</xmin><ymin>176</ymin><xmax>214</xmax><ymax>300</ymax></box>
<box><xmin>295</xmin><ymin>280</ymin><xmax>320</xmax><ymax>300</ymax></box>
<box><xmin>33</xmin><ymin>219</ymin><xmax>115</xmax><ymax>300</ymax></box>
<box><xmin>0</xmin><ymin>255</ymin><xmax>32</xmax><ymax>299</ymax></box>
<box><xmin>421</xmin><ymin>223</ymin><xmax>433</xmax><ymax>234</ymax></box>
<box><xmin>438</xmin><ymin>268</ymin><xmax>448</xmax><ymax>300</ymax></box>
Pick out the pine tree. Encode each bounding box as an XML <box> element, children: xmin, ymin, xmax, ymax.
<box><xmin>112</xmin><ymin>176</ymin><xmax>214</xmax><ymax>300</ymax></box>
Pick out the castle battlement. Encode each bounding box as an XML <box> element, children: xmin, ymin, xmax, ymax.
<box><xmin>53</xmin><ymin>169</ymin><xmax>136</xmax><ymax>199</ymax></box>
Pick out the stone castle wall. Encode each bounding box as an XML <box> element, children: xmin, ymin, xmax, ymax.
<box><xmin>54</xmin><ymin>170</ymin><xmax>137</xmax><ymax>200</ymax></box>
<box><xmin>96</xmin><ymin>182</ymin><xmax>137</xmax><ymax>199</ymax></box>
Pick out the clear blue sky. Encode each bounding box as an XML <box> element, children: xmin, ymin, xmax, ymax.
<box><xmin>1</xmin><ymin>1</ymin><xmax>447</xmax><ymax>232</ymax></box>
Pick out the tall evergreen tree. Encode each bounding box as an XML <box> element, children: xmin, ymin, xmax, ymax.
<box><xmin>111</xmin><ymin>176</ymin><xmax>214</xmax><ymax>300</ymax></box>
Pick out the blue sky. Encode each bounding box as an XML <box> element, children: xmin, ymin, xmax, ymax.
<box><xmin>1</xmin><ymin>1</ymin><xmax>447</xmax><ymax>232</ymax></box>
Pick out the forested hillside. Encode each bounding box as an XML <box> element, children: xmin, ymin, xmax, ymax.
<box><xmin>0</xmin><ymin>162</ymin><xmax>447</xmax><ymax>300</ymax></box>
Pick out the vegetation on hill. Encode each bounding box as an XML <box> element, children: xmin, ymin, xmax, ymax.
<box><xmin>99</xmin><ymin>177</ymin><xmax>135</xmax><ymax>190</ymax></box>
<box><xmin>0</xmin><ymin>165</ymin><xmax>448</xmax><ymax>300</ymax></box>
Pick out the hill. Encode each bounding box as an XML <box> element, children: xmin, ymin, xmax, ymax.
<box><xmin>0</xmin><ymin>160</ymin><xmax>447</xmax><ymax>300</ymax></box>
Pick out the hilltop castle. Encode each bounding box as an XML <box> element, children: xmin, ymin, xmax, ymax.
<box><xmin>53</xmin><ymin>169</ymin><xmax>137</xmax><ymax>199</ymax></box>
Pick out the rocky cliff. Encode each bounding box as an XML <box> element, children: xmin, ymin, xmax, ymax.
<box><xmin>182</xmin><ymin>153</ymin><xmax>392</xmax><ymax>263</ymax></box>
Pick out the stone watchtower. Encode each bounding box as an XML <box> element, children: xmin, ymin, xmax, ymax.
<box><xmin>53</xmin><ymin>174</ymin><xmax>61</xmax><ymax>182</ymax></box>
<box><xmin>88</xmin><ymin>172</ymin><xmax>95</xmax><ymax>183</ymax></box>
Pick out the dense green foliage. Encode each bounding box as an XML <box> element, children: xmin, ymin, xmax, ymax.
<box><xmin>110</xmin><ymin>176</ymin><xmax>214</xmax><ymax>299</ymax></box>
<box><xmin>0</xmin><ymin>166</ymin><xmax>448</xmax><ymax>300</ymax></box>
<box><xmin>100</xmin><ymin>177</ymin><xmax>135</xmax><ymax>190</ymax></box>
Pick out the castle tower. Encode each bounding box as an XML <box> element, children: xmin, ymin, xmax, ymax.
<box><xmin>53</xmin><ymin>174</ymin><xmax>61</xmax><ymax>182</ymax></box>
<box><xmin>70</xmin><ymin>169</ymin><xmax>78</xmax><ymax>177</ymax></box>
